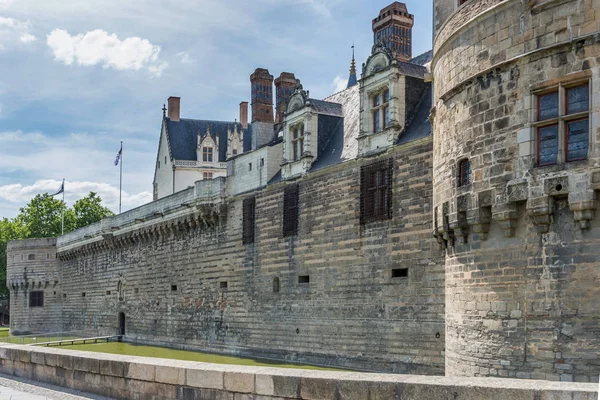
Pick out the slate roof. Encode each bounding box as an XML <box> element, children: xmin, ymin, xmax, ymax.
<box><xmin>396</xmin><ymin>84</ymin><xmax>432</xmax><ymax>145</ymax></box>
<box><xmin>309</xmin><ymin>99</ymin><xmax>343</xmax><ymax>117</ymax></box>
<box><xmin>410</xmin><ymin>50</ymin><xmax>433</xmax><ymax>66</ymax></box>
<box><xmin>310</xmin><ymin>85</ymin><xmax>360</xmax><ymax>171</ymax></box>
<box><xmin>165</xmin><ymin>118</ymin><xmax>244</xmax><ymax>162</ymax></box>
<box><xmin>397</xmin><ymin>61</ymin><xmax>427</xmax><ymax>79</ymax></box>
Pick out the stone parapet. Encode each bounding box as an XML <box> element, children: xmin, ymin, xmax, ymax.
<box><xmin>0</xmin><ymin>345</ymin><xmax>596</xmax><ymax>400</ymax></box>
<box><xmin>56</xmin><ymin>178</ymin><xmax>227</xmax><ymax>255</ymax></box>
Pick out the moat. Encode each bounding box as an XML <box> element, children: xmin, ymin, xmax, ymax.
<box><xmin>65</xmin><ymin>342</ymin><xmax>343</xmax><ymax>371</ymax></box>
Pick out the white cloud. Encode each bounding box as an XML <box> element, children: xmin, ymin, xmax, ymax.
<box><xmin>176</xmin><ymin>51</ymin><xmax>194</xmax><ymax>64</ymax></box>
<box><xmin>332</xmin><ymin>75</ymin><xmax>347</xmax><ymax>93</ymax></box>
<box><xmin>0</xmin><ymin>0</ymin><xmax>13</xmax><ymax>8</ymax></box>
<box><xmin>46</xmin><ymin>28</ymin><xmax>167</xmax><ymax>76</ymax></box>
<box><xmin>0</xmin><ymin>16</ymin><xmax>36</xmax><ymax>47</ymax></box>
<box><xmin>0</xmin><ymin>179</ymin><xmax>152</xmax><ymax>212</ymax></box>
<box><xmin>0</xmin><ymin>129</ymin><xmax>155</xmax><ymax>217</ymax></box>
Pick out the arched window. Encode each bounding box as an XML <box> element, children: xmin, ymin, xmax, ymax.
<box><xmin>458</xmin><ymin>159</ymin><xmax>471</xmax><ymax>187</ymax></box>
<box><xmin>273</xmin><ymin>277</ymin><xmax>280</xmax><ymax>293</ymax></box>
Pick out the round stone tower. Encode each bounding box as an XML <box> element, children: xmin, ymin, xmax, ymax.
<box><xmin>432</xmin><ymin>0</ymin><xmax>600</xmax><ymax>381</ymax></box>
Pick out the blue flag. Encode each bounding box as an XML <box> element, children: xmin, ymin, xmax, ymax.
<box><xmin>114</xmin><ymin>148</ymin><xmax>122</xmax><ymax>166</ymax></box>
<box><xmin>49</xmin><ymin>181</ymin><xmax>64</xmax><ymax>197</ymax></box>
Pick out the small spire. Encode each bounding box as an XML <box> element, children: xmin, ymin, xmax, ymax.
<box><xmin>347</xmin><ymin>44</ymin><xmax>358</xmax><ymax>89</ymax></box>
<box><xmin>162</xmin><ymin>104</ymin><xmax>167</xmax><ymax>117</ymax></box>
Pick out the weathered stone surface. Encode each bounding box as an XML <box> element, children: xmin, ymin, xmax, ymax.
<box><xmin>0</xmin><ymin>346</ymin><xmax>594</xmax><ymax>400</ymax></box>
<box><xmin>7</xmin><ymin>139</ymin><xmax>445</xmax><ymax>375</ymax></box>
<box><xmin>433</xmin><ymin>0</ymin><xmax>600</xmax><ymax>381</ymax></box>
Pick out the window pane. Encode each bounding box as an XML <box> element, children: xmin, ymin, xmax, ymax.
<box><xmin>383</xmin><ymin>90</ymin><xmax>390</xmax><ymax>103</ymax></box>
<box><xmin>538</xmin><ymin>125</ymin><xmax>559</xmax><ymax>165</ymax></box>
<box><xmin>567</xmin><ymin>119</ymin><xmax>589</xmax><ymax>161</ymax></box>
<box><xmin>373</xmin><ymin>95</ymin><xmax>380</xmax><ymax>107</ymax></box>
<box><xmin>538</xmin><ymin>92</ymin><xmax>558</xmax><ymax>121</ymax></box>
<box><xmin>373</xmin><ymin>111</ymin><xmax>380</xmax><ymax>132</ymax></box>
<box><xmin>567</xmin><ymin>85</ymin><xmax>589</xmax><ymax>114</ymax></box>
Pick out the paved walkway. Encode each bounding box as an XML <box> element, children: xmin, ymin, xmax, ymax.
<box><xmin>0</xmin><ymin>373</ymin><xmax>114</xmax><ymax>400</ymax></box>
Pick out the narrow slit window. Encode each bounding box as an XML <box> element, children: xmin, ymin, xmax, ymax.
<box><xmin>242</xmin><ymin>197</ymin><xmax>256</xmax><ymax>244</ymax></box>
<box><xmin>458</xmin><ymin>159</ymin><xmax>471</xmax><ymax>187</ymax></box>
<box><xmin>283</xmin><ymin>184</ymin><xmax>300</xmax><ymax>237</ymax></box>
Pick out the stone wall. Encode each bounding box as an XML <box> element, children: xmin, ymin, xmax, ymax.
<box><xmin>0</xmin><ymin>344</ymin><xmax>596</xmax><ymax>400</ymax></box>
<box><xmin>432</xmin><ymin>0</ymin><xmax>600</xmax><ymax>381</ymax></box>
<box><xmin>7</xmin><ymin>238</ymin><xmax>62</xmax><ymax>335</ymax></box>
<box><xmin>8</xmin><ymin>137</ymin><xmax>446</xmax><ymax>375</ymax></box>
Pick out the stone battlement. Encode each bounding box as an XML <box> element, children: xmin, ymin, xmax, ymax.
<box><xmin>56</xmin><ymin>178</ymin><xmax>226</xmax><ymax>255</ymax></box>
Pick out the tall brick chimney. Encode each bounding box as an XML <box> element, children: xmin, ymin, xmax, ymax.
<box><xmin>250</xmin><ymin>68</ymin><xmax>274</xmax><ymax>123</ymax></box>
<box><xmin>372</xmin><ymin>2</ymin><xmax>414</xmax><ymax>62</ymax></box>
<box><xmin>239</xmin><ymin>101</ymin><xmax>248</xmax><ymax>128</ymax></box>
<box><xmin>168</xmin><ymin>96</ymin><xmax>180</xmax><ymax>122</ymax></box>
<box><xmin>274</xmin><ymin>72</ymin><xmax>296</xmax><ymax>124</ymax></box>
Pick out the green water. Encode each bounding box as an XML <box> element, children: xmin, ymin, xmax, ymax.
<box><xmin>65</xmin><ymin>342</ymin><xmax>342</xmax><ymax>371</ymax></box>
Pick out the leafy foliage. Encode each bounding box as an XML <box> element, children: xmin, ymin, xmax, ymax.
<box><xmin>0</xmin><ymin>192</ymin><xmax>114</xmax><ymax>298</ymax></box>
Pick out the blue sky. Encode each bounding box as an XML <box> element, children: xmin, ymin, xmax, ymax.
<box><xmin>0</xmin><ymin>0</ymin><xmax>432</xmax><ymax>218</ymax></box>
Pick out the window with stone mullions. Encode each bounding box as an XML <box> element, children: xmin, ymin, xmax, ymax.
<box><xmin>360</xmin><ymin>159</ymin><xmax>393</xmax><ymax>224</ymax></box>
<box><xmin>283</xmin><ymin>184</ymin><xmax>299</xmax><ymax>237</ymax></box>
<box><xmin>203</xmin><ymin>147</ymin><xmax>213</xmax><ymax>162</ymax></box>
<box><xmin>291</xmin><ymin>124</ymin><xmax>304</xmax><ymax>161</ymax></box>
<box><xmin>536</xmin><ymin>82</ymin><xmax>590</xmax><ymax>166</ymax></box>
<box><xmin>372</xmin><ymin>89</ymin><xmax>390</xmax><ymax>133</ymax></box>
<box><xmin>242</xmin><ymin>197</ymin><xmax>256</xmax><ymax>244</ymax></box>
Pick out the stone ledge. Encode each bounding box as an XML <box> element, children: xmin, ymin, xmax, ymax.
<box><xmin>0</xmin><ymin>344</ymin><xmax>595</xmax><ymax>400</ymax></box>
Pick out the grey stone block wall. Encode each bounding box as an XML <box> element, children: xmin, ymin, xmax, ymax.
<box><xmin>432</xmin><ymin>0</ymin><xmax>600</xmax><ymax>381</ymax></box>
<box><xmin>7</xmin><ymin>238</ymin><xmax>62</xmax><ymax>335</ymax></box>
<box><xmin>8</xmin><ymin>138</ymin><xmax>446</xmax><ymax>375</ymax></box>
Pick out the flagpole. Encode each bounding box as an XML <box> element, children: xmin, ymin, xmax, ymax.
<box><xmin>61</xmin><ymin>178</ymin><xmax>65</xmax><ymax>235</ymax></box>
<box><xmin>119</xmin><ymin>141</ymin><xmax>123</xmax><ymax>214</ymax></box>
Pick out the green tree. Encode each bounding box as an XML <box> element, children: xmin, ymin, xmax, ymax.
<box><xmin>0</xmin><ymin>191</ymin><xmax>114</xmax><ymax>300</ymax></box>
<box><xmin>72</xmin><ymin>192</ymin><xmax>114</xmax><ymax>229</ymax></box>
<box><xmin>14</xmin><ymin>194</ymin><xmax>74</xmax><ymax>238</ymax></box>
<box><xmin>0</xmin><ymin>219</ymin><xmax>26</xmax><ymax>298</ymax></box>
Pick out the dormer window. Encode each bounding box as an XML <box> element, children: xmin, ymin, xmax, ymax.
<box><xmin>203</xmin><ymin>147</ymin><xmax>213</xmax><ymax>162</ymax></box>
<box><xmin>372</xmin><ymin>88</ymin><xmax>390</xmax><ymax>133</ymax></box>
<box><xmin>291</xmin><ymin>123</ymin><xmax>305</xmax><ymax>161</ymax></box>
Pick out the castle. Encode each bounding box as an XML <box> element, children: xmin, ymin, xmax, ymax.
<box><xmin>6</xmin><ymin>0</ymin><xmax>600</xmax><ymax>382</ymax></box>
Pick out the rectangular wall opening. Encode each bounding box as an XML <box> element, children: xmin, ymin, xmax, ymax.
<box><xmin>171</xmin><ymin>285</ymin><xmax>178</xmax><ymax>291</ymax></box>
<box><xmin>298</xmin><ymin>275</ymin><xmax>310</xmax><ymax>284</ymax></box>
<box><xmin>392</xmin><ymin>268</ymin><xmax>409</xmax><ymax>278</ymax></box>
<box><xmin>220</xmin><ymin>281</ymin><xmax>228</xmax><ymax>289</ymax></box>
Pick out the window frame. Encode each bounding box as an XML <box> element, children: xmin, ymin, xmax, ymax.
<box><xmin>290</xmin><ymin>123</ymin><xmax>305</xmax><ymax>161</ymax></box>
<box><xmin>533</xmin><ymin>81</ymin><xmax>591</xmax><ymax>167</ymax></box>
<box><xmin>457</xmin><ymin>158</ymin><xmax>471</xmax><ymax>187</ymax></box>
<box><xmin>370</xmin><ymin>87</ymin><xmax>391</xmax><ymax>133</ymax></box>
<box><xmin>29</xmin><ymin>290</ymin><xmax>44</xmax><ymax>307</ymax></box>
<box><xmin>203</xmin><ymin>172</ymin><xmax>213</xmax><ymax>180</ymax></box>
<box><xmin>360</xmin><ymin>158</ymin><xmax>394</xmax><ymax>225</ymax></box>
<box><xmin>202</xmin><ymin>146</ymin><xmax>214</xmax><ymax>162</ymax></box>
